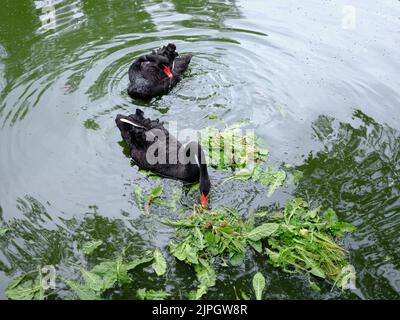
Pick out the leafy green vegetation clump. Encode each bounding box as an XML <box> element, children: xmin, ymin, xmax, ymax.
<box><xmin>161</xmin><ymin>199</ymin><xmax>356</xmax><ymax>298</ymax></box>
<box><xmin>161</xmin><ymin>205</ymin><xmax>279</xmax><ymax>299</ymax></box>
<box><xmin>5</xmin><ymin>199</ymin><xmax>355</xmax><ymax>300</ymax></box>
<box><xmin>63</xmin><ymin>248</ymin><xmax>167</xmax><ymax>300</ymax></box>
<box><xmin>6</xmin><ymin>246</ymin><xmax>168</xmax><ymax>300</ymax></box>
<box><xmin>200</xmin><ymin>122</ymin><xmax>268</xmax><ymax>171</ymax></box>
<box><xmin>6</xmin><ymin>270</ymin><xmax>49</xmax><ymax>300</ymax></box>
<box><xmin>200</xmin><ymin>122</ymin><xmax>287</xmax><ymax>196</ymax></box>
<box><xmin>264</xmin><ymin>198</ymin><xmax>356</xmax><ymax>290</ymax></box>
<box><xmin>133</xmin><ymin>185</ymin><xmax>165</xmax><ymax>214</ymax></box>
<box><xmin>83</xmin><ymin>118</ymin><xmax>100</xmax><ymax>130</ymax></box>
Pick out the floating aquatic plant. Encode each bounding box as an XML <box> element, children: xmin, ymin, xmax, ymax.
<box><xmin>133</xmin><ymin>184</ymin><xmax>185</xmax><ymax>214</ymax></box>
<box><xmin>6</xmin><ymin>270</ymin><xmax>48</xmax><ymax>300</ymax></box>
<box><xmin>136</xmin><ymin>288</ymin><xmax>170</xmax><ymax>300</ymax></box>
<box><xmin>200</xmin><ymin>122</ymin><xmax>287</xmax><ymax>196</ymax></box>
<box><xmin>252</xmin><ymin>272</ymin><xmax>266</xmax><ymax>300</ymax></box>
<box><xmin>0</xmin><ymin>227</ymin><xmax>10</xmax><ymax>237</ymax></box>
<box><xmin>80</xmin><ymin>240</ymin><xmax>103</xmax><ymax>255</ymax></box>
<box><xmin>133</xmin><ymin>185</ymin><xmax>164</xmax><ymax>214</ymax></box>
<box><xmin>62</xmin><ymin>248</ymin><xmax>167</xmax><ymax>300</ymax></box>
<box><xmin>6</xmin><ymin>247</ymin><xmax>167</xmax><ymax>300</ymax></box>
<box><xmin>161</xmin><ymin>198</ymin><xmax>356</xmax><ymax>298</ymax></box>
<box><xmin>160</xmin><ymin>205</ymin><xmax>278</xmax><ymax>299</ymax></box>
<box><xmin>200</xmin><ymin>122</ymin><xmax>267</xmax><ymax>172</ymax></box>
<box><xmin>263</xmin><ymin>198</ymin><xmax>356</xmax><ymax>290</ymax></box>
<box><xmin>83</xmin><ymin>118</ymin><xmax>100</xmax><ymax>130</ymax></box>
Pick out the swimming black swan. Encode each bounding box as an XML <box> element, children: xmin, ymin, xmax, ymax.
<box><xmin>115</xmin><ymin>109</ymin><xmax>211</xmax><ymax>205</ymax></box>
<box><xmin>127</xmin><ymin>43</ymin><xmax>192</xmax><ymax>100</ymax></box>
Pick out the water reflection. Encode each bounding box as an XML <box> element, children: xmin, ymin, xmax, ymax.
<box><xmin>1</xmin><ymin>0</ymin><xmax>399</xmax><ymax>300</ymax></box>
<box><xmin>1</xmin><ymin>108</ymin><xmax>399</xmax><ymax>299</ymax></box>
<box><xmin>295</xmin><ymin>110</ymin><xmax>400</xmax><ymax>299</ymax></box>
<box><xmin>34</xmin><ymin>0</ymin><xmax>85</xmax><ymax>34</ymax></box>
<box><xmin>0</xmin><ymin>45</ymin><xmax>6</xmax><ymax>93</ymax></box>
<box><xmin>171</xmin><ymin>0</ymin><xmax>242</xmax><ymax>29</ymax></box>
<box><xmin>0</xmin><ymin>196</ymin><xmax>160</xmax><ymax>299</ymax></box>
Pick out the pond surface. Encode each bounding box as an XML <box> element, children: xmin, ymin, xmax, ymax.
<box><xmin>0</xmin><ymin>0</ymin><xmax>399</xmax><ymax>299</ymax></box>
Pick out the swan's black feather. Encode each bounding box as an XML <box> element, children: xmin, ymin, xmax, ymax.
<box><xmin>127</xmin><ymin>43</ymin><xmax>192</xmax><ymax>100</ymax></box>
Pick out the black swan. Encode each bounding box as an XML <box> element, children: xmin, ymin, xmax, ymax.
<box><xmin>127</xmin><ymin>43</ymin><xmax>192</xmax><ymax>100</ymax></box>
<box><xmin>115</xmin><ymin>109</ymin><xmax>211</xmax><ymax>205</ymax></box>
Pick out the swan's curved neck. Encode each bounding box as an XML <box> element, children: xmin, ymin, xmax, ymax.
<box><xmin>187</xmin><ymin>141</ymin><xmax>209</xmax><ymax>180</ymax></box>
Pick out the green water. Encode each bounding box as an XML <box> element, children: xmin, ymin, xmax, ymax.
<box><xmin>0</xmin><ymin>0</ymin><xmax>399</xmax><ymax>299</ymax></box>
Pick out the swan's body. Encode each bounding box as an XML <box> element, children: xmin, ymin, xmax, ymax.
<box><xmin>127</xmin><ymin>44</ymin><xmax>192</xmax><ymax>100</ymax></box>
<box><xmin>115</xmin><ymin>109</ymin><xmax>210</xmax><ymax>204</ymax></box>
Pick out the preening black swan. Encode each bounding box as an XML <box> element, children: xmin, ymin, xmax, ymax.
<box><xmin>115</xmin><ymin>109</ymin><xmax>211</xmax><ymax>205</ymax></box>
<box><xmin>127</xmin><ymin>43</ymin><xmax>192</xmax><ymax>100</ymax></box>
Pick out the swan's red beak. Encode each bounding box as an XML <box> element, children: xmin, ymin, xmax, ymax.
<box><xmin>201</xmin><ymin>193</ymin><xmax>209</xmax><ymax>206</ymax></box>
<box><xmin>163</xmin><ymin>65</ymin><xmax>172</xmax><ymax>78</ymax></box>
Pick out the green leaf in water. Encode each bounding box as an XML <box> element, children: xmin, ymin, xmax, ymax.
<box><xmin>324</xmin><ymin>208</ymin><xmax>338</xmax><ymax>227</ymax></box>
<box><xmin>150</xmin><ymin>186</ymin><xmax>163</xmax><ymax>200</ymax></box>
<box><xmin>83</xmin><ymin>118</ymin><xmax>100</xmax><ymax>130</ymax></box>
<box><xmin>248</xmin><ymin>240</ymin><xmax>263</xmax><ymax>253</ymax></box>
<box><xmin>199</xmin><ymin>122</ymin><xmax>268</xmax><ymax>172</ymax></box>
<box><xmin>190</xmin><ymin>264</ymin><xmax>216</xmax><ymax>300</ymax></box>
<box><xmin>137</xmin><ymin>288</ymin><xmax>170</xmax><ymax>300</ymax></box>
<box><xmin>144</xmin><ymin>186</ymin><xmax>164</xmax><ymax>214</ymax></box>
<box><xmin>0</xmin><ymin>227</ymin><xmax>10</xmax><ymax>237</ymax></box>
<box><xmin>252</xmin><ymin>272</ymin><xmax>266</xmax><ymax>300</ymax></box>
<box><xmin>80</xmin><ymin>268</ymin><xmax>105</xmax><ymax>292</ymax></box>
<box><xmin>153</xmin><ymin>249</ymin><xmax>167</xmax><ymax>276</ymax></box>
<box><xmin>229</xmin><ymin>251</ymin><xmax>245</xmax><ymax>266</ymax></box>
<box><xmin>6</xmin><ymin>275</ymin><xmax>35</xmax><ymax>300</ymax></box>
<box><xmin>335</xmin><ymin>265</ymin><xmax>356</xmax><ymax>290</ymax></box>
<box><xmin>331</xmin><ymin>221</ymin><xmax>357</xmax><ymax>236</ymax></box>
<box><xmin>80</xmin><ymin>240</ymin><xmax>103</xmax><ymax>255</ymax></box>
<box><xmin>169</xmin><ymin>242</ymin><xmax>188</xmax><ymax>261</ymax></box>
<box><xmin>308</xmin><ymin>277</ymin><xmax>321</xmax><ymax>292</ymax></box>
<box><xmin>90</xmin><ymin>257</ymin><xmax>129</xmax><ymax>285</ymax></box>
<box><xmin>241</xmin><ymin>290</ymin><xmax>250</xmax><ymax>300</ymax></box>
<box><xmin>263</xmin><ymin>198</ymin><xmax>355</xmax><ymax>289</ymax></box>
<box><xmin>260</xmin><ymin>168</ymin><xmax>286</xmax><ymax>197</ymax></box>
<box><xmin>223</xmin><ymin>168</ymin><xmax>252</xmax><ymax>184</ymax></box>
<box><xmin>246</xmin><ymin>223</ymin><xmax>279</xmax><ymax>241</ymax></box>
<box><xmin>63</xmin><ymin>279</ymin><xmax>100</xmax><ymax>300</ymax></box>
<box><xmin>6</xmin><ymin>269</ymin><xmax>50</xmax><ymax>300</ymax></box>
<box><xmin>126</xmin><ymin>256</ymin><xmax>154</xmax><ymax>271</ymax></box>
<box><xmin>6</xmin><ymin>280</ymin><xmax>36</xmax><ymax>300</ymax></box>
<box><xmin>194</xmin><ymin>227</ymin><xmax>205</xmax><ymax>249</ymax></box>
<box><xmin>160</xmin><ymin>219</ymin><xmax>194</xmax><ymax>228</ymax></box>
